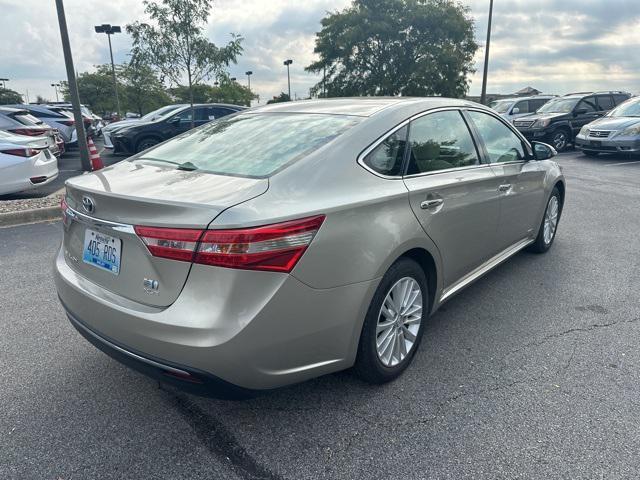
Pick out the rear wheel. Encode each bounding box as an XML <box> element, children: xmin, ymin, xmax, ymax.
<box><xmin>528</xmin><ymin>187</ymin><xmax>562</xmax><ymax>253</ymax></box>
<box><xmin>354</xmin><ymin>258</ymin><xmax>428</xmax><ymax>384</ymax></box>
<box><xmin>136</xmin><ymin>137</ymin><xmax>161</xmax><ymax>153</ymax></box>
<box><xmin>549</xmin><ymin>129</ymin><xmax>570</xmax><ymax>152</ymax></box>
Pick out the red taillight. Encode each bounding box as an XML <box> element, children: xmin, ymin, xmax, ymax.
<box><xmin>9</xmin><ymin>128</ymin><xmax>48</xmax><ymax>137</ymax></box>
<box><xmin>134</xmin><ymin>226</ymin><xmax>202</xmax><ymax>262</ymax></box>
<box><xmin>135</xmin><ymin>215</ymin><xmax>325</xmax><ymax>273</ymax></box>
<box><xmin>1</xmin><ymin>148</ymin><xmax>40</xmax><ymax>157</ymax></box>
<box><xmin>60</xmin><ymin>119</ymin><xmax>75</xmax><ymax>126</ymax></box>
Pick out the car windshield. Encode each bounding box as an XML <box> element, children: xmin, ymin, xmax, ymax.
<box><xmin>608</xmin><ymin>98</ymin><xmax>640</xmax><ymax>117</ymax></box>
<box><xmin>135</xmin><ymin>113</ymin><xmax>362</xmax><ymax>178</ymax></box>
<box><xmin>537</xmin><ymin>98</ymin><xmax>579</xmax><ymax>113</ymax></box>
<box><xmin>490</xmin><ymin>100</ymin><xmax>514</xmax><ymax>113</ymax></box>
<box><xmin>142</xmin><ymin>105</ymin><xmax>181</xmax><ymax>121</ymax></box>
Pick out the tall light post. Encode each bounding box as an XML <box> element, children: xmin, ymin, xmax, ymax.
<box><xmin>55</xmin><ymin>0</ymin><xmax>90</xmax><ymax>171</ymax></box>
<box><xmin>94</xmin><ymin>23</ymin><xmax>122</xmax><ymax>116</ymax></box>
<box><xmin>51</xmin><ymin>83</ymin><xmax>61</xmax><ymax>102</ymax></box>
<box><xmin>479</xmin><ymin>0</ymin><xmax>494</xmax><ymax>105</ymax></box>
<box><xmin>283</xmin><ymin>59</ymin><xmax>293</xmax><ymax>101</ymax></box>
<box><xmin>245</xmin><ymin>71</ymin><xmax>253</xmax><ymax>90</ymax></box>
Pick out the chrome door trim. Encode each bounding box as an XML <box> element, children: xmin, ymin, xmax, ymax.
<box><xmin>64</xmin><ymin>205</ymin><xmax>136</xmax><ymax>234</ymax></box>
<box><xmin>439</xmin><ymin>237</ymin><xmax>534</xmax><ymax>303</ymax></box>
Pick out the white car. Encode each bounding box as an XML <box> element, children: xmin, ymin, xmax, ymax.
<box><xmin>490</xmin><ymin>96</ymin><xmax>556</xmax><ymax>122</ymax></box>
<box><xmin>0</xmin><ymin>132</ymin><xmax>58</xmax><ymax>195</ymax></box>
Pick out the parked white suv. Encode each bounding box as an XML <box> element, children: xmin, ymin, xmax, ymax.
<box><xmin>490</xmin><ymin>96</ymin><xmax>556</xmax><ymax>122</ymax></box>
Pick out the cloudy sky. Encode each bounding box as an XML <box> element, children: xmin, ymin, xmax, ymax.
<box><xmin>1</xmin><ymin>0</ymin><xmax>639</xmax><ymax>106</ymax></box>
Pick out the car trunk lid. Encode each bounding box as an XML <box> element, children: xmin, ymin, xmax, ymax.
<box><xmin>62</xmin><ymin>160</ymin><xmax>268</xmax><ymax>307</ymax></box>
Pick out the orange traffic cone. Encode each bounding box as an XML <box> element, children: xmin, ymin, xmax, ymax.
<box><xmin>88</xmin><ymin>137</ymin><xmax>104</xmax><ymax>171</ymax></box>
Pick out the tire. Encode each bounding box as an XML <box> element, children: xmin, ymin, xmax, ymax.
<box><xmin>528</xmin><ymin>186</ymin><xmax>562</xmax><ymax>254</ymax></box>
<box><xmin>354</xmin><ymin>258</ymin><xmax>429</xmax><ymax>384</ymax></box>
<box><xmin>136</xmin><ymin>137</ymin><xmax>161</xmax><ymax>153</ymax></box>
<box><xmin>583</xmin><ymin>150</ymin><xmax>599</xmax><ymax>157</ymax></box>
<box><xmin>548</xmin><ymin>129</ymin><xmax>570</xmax><ymax>152</ymax></box>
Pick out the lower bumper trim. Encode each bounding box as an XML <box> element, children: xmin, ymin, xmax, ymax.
<box><xmin>63</xmin><ymin>303</ymin><xmax>260</xmax><ymax>400</ymax></box>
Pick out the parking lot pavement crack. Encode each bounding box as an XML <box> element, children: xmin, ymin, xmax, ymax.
<box><xmin>161</xmin><ymin>387</ymin><xmax>287</xmax><ymax>480</ymax></box>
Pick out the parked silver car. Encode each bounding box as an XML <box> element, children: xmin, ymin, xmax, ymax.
<box><xmin>575</xmin><ymin>96</ymin><xmax>640</xmax><ymax>156</ymax></box>
<box><xmin>55</xmin><ymin>98</ymin><xmax>565</xmax><ymax>398</ymax></box>
<box><xmin>489</xmin><ymin>95</ymin><xmax>555</xmax><ymax>122</ymax></box>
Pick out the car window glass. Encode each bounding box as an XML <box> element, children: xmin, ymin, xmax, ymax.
<box><xmin>514</xmin><ymin>101</ymin><xmax>529</xmax><ymax>114</ymax></box>
<box><xmin>173</xmin><ymin>109</ymin><xmax>192</xmax><ymax>122</ymax></box>
<box><xmin>194</xmin><ymin>108</ymin><xmax>209</xmax><ymax>121</ymax></box>
<box><xmin>613</xmin><ymin>94</ymin><xmax>630</xmax><ymax>105</ymax></box>
<box><xmin>596</xmin><ymin>95</ymin><xmax>614</xmax><ymax>111</ymax></box>
<box><xmin>363</xmin><ymin>126</ymin><xmax>408</xmax><ymax>176</ymax></box>
<box><xmin>468</xmin><ymin>111</ymin><xmax>526</xmax><ymax>163</ymax></box>
<box><xmin>406</xmin><ymin>111</ymin><xmax>478</xmax><ymax>175</ymax></box>
<box><xmin>208</xmin><ymin>107</ymin><xmax>234</xmax><ymax>120</ymax></box>
<box><xmin>530</xmin><ymin>99</ymin><xmax>546</xmax><ymax>111</ymax></box>
<box><xmin>577</xmin><ymin>97</ymin><xmax>597</xmax><ymax>113</ymax></box>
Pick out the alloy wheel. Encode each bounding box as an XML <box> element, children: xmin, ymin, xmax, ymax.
<box><xmin>543</xmin><ymin>195</ymin><xmax>559</xmax><ymax>245</ymax></box>
<box><xmin>552</xmin><ymin>132</ymin><xmax>568</xmax><ymax>151</ymax></box>
<box><xmin>375</xmin><ymin>277</ymin><xmax>423</xmax><ymax>367</ymax></box>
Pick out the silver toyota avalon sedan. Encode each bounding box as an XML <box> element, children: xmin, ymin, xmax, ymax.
<box><xmin>55</xmin><ymin>98</ymin><xmax>565</xmax><ymax>398</ymax></box>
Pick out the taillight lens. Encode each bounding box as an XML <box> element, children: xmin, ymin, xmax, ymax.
<box><xmin>134</xmin><ymin>226</ymin><xmax>202</xmax><ymax>262</ymax></box>
<box><xmin>60</xmin><ymin>119</ymin><xmax>75</xmax><ymax>126</ymax></box>
<box><xmin>135</xmin><ymin>215</ymin><xmax>325</xmax><ymax>273</ymax></box>
<box><xmin>9</xmin><ymin>128</ymin><xmax>48</xmax><ymax>136</ymax></box>
<box><xmin>1</xmin><ymin>148</ymin><xmax>40</xmax><ymax>157</ymax></box>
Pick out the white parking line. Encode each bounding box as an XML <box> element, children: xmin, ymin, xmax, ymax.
<box><xmin>603</xmin><ymin>160</ymin><xmax>640</xmax><ymax>167</ymax></box>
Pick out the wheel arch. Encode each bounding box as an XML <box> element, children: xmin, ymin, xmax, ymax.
<box><xmin>398</xmin><ymin>247</ymin><xmax>438</xmax><ymax>314</ymax></box>
<box><xmin>135</xmin><ymin>133</ymin><xmax>164</xmax><ymax>152</ymax></box>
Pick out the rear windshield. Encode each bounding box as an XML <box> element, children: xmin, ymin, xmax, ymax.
<box><xmin>136</xmin><ymin>113</ymin><xmax>362</xmax><ymax>177</ymax></box>
<box><xmin>12</xmin><ymin>112</ymin><xmax>43</xmax><ymax>126</ymax></box>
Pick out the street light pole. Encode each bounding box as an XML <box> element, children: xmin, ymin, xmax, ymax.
<box><xmin>479</xmin><ymin>0</ymin><xmax>494</xmax><ymax>106</ymax></box>
<box><xmin>245</xmin><ymin>71</ymin><xmax>253</xmax><ymax>90</ymax></box>
<box><xmin>283</xmin><ymin>59</ymin><xmax>292</xmax><ymax>101</ymax></box>
<box><xmin>55</xmin><ymin>0</ymin><xmax>91</xmax><ymax>172</ymax></box>
<box><xmin>95</xmin><ymin>24</ymin><xmax>122</xmax><ymax>117</ymax></box>
<box><xmin>51</xmin><ymin>83</ymin><xmax>61</xmax><ymax>102</ymax></box>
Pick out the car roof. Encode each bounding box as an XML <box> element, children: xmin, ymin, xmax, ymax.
<box><xmin>493</xmin><ymin>95</ymin><xmax>556</xmax><ymax>102</ymax></box>
<box><xmin>0</xmin><ymin>106</ymin><xmax>24</xmax><ymax>114</ymax></box>
<box><xmin>250</xmin><ymin>97</ymin><xmax>474</xmax><ymax>117</ymax></box>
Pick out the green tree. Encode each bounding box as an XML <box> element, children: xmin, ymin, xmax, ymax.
<box><xmin>305</xmin><ymin>0</ymin><xmax>478</xmax><ymax>98</ymax></box>
<box><xmin>266</xmin><ymin>92</ymin><xmax>291</xmax><ymax>104</ymax></box>
<box><xmin>0</xmin><ymin>87</ymin><xmax>23</xmax><ymax>104</ymax></box>
<box><xmin>120</xmin><ymin>58</ymin><xmax>172</xmax><ymax>115</ymax></box>
<box><xmin>209</xmin><ymin>77</ymin><xmax>256</xmax><ymax>106</ymax></box>
<box><xmin>60</xmin><ymin>65</ymin><xmax>123</xmax><ymax>114</ymax></box>
<box><xmin>127</xmin><ymin>0</ymin><xmax>243</xmax><ymax>126</ymax></box>
<box><xmin>36</xmin><ymin>95</ymin><xmax>51</xmax><ymax>104</ymax></box>
<box><xmin>168</xmin><ymin>83</ymin><xmax>217</xmax><ymax>103</ymax></box>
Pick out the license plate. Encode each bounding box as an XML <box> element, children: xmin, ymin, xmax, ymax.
<box><xmin>83</xmin><ymin>228</ymin><xmax>121</xmax><ymax>274</ymax></box>
<box><xmin>590</xmin><ymin>140</ymin><xmax>602</xmax><ymax>147</ymax></box>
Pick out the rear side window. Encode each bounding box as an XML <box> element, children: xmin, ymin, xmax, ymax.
<box><xmin>513</xmin><ymin>101</ymin><xmax>529</xmax><ymax>114</ymax></box>
<box><xmin>596</xmin><ymin>95</ymin><xmax>614</xmax><ymax>111</ymax></box>
<box><xmin>363</xmin><ymin>126</ymin><xmax>408</xmax><ymax>176</ymax></box>
<box><xmin>529</xmin><ymin>99</ymin><xmax>548</xmax><ymax>112</ymax></box>
<box><xmin>139</xmin><ymin>113</ymin><xmax>362</xmax><ymax>178</ymax></box>
<box><xmin>406</xmin><ymin>110</ymin><xmax>479</xmax><ymax>175</ymax></box>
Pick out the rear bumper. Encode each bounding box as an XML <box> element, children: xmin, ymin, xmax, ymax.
<box><xmin>64</xmin><ymin>306</ymin><xmax>257</xmax><ymax>399</ymax></box>
<box><xmin>54</xmin><ymin>246</ymin><xmax>376</xmax><ymax>392</ymax></box>
<box><xmin>575</xmin><ymin>135</ymin><xmax>640</xmax><ymax>153</ymax></box>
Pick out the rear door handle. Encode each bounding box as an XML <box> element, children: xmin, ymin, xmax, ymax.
<box><xmin>498</xmin><ymin>184</ymin><xmax>512</xmax><ymax>192</ymax></box>
<box><xmin>420</xmin><ymin>199</ymin><xmax>444</xmax><ymax>209</ymax></box>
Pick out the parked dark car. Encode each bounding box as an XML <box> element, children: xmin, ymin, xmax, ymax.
<box><xmin>108</xmin><ymin>103</ymin><xmax>246</xmax><ymax>154</ymax></box>
<box><xmin>513</xmin><ymin>91</ymin><xmax>631</xmax><ymax>151</ymax></box>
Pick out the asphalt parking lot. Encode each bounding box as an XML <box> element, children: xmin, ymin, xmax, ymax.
<box><xmin>1</xmin><ymin>149</ymin><xmax>639</xmax><ymax>479</ymax></box>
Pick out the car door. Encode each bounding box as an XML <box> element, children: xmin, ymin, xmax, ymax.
<box><xmin>596</xmin><ymin>94</ymin><xmax>614</xmax><ymax>114</ymax></box>
<box><xmin>465</xmin><ymin>109</ymin><xmax>547</xmax><ymax>251</ymax></box>
<box><xmin>402</xmin><ymin>109</ymin><xmax>503</xmax><ymax>288</ymax></box>
<box><xmin>571</xmin><ymin>96</ymin><xmax>602</xmax><ymax>136</ymax></box>
<box><xmin>169</xmin><ymin>108</ymin><xmax>197</xmax><ymax>135</ymax></box>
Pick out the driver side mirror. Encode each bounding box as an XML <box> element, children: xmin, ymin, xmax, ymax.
<box><xmin>168</xmin><ymin>116</ymin><xmax>181</xmax><ymax>125</ymax></box>
<box><xmin>511</xmin><ymin>107</ymin><xmax>520</xmax><ymax>115</ymax></box>
<box><xmin>531</xmin><ymin>141</ymin><xmax>557</xmax><ymax>160</ymax></box>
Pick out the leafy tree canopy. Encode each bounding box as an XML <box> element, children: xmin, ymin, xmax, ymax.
<box><xmin>0</xmin><ymin>87</ymin><xmax>24</xmax><ymax>104</ymax></box>
<box><xmin>127</xmin><ymin>0</ymin><xmax>243</xmax><ymax>118</ymax></box>
<box><xmin>60</xmin><ymin>65</ymin><xmax>121</xmax><ymax>114</ymax></box>
<box><xmin>306</xmin><ymin>0</ymin><xmax>478</xmax><ymax>98</ymax></box>
<box><xmin>267</xmin><ymin>92</ymin><xmax>291</xmax><ymax>104</ymax></box>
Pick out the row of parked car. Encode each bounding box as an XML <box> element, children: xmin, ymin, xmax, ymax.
<box><xmin>0</xmin><ymin>102</ymin><xmax>108</xmax><ymax>196</ymax></box>
<box><xmin>491</xmin><ymin>91</ymin><xmax>640</xmax><ymax>155</ymax></box>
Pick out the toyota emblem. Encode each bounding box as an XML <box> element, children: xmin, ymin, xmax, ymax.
<box><xmin>82</xmin><ymin>196</ymin><xmax>95</xmax><ymax>214</ymax></box>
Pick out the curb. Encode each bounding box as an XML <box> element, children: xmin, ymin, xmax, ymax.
<box><xmin>0</xmin><ymin>206</ymin><xmax>61</xmax><ymax>228</ymax></box>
